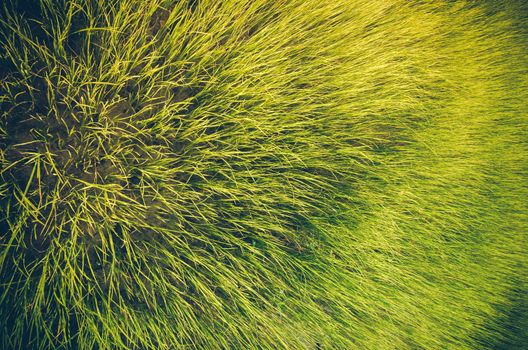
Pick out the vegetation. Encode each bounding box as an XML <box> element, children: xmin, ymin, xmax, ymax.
<box><xmin>0</xmin><ymin>0</ymin><xmax>526</xmax><ymax>349</ymax></box>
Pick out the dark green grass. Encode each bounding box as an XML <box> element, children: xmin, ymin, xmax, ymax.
<box><xmin>0</xmin><ymin>0</ymin><xmax>527</xmax><ymax>349</ymax></box>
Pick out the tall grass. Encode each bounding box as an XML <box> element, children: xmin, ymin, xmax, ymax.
<box><xmin>0</xmin><ymin>0</ymin><xmax>526</xmax><ymax>349</ymax></box>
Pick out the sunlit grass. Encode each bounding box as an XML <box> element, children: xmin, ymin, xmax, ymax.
<box><xmin>0</xmin><ymin>0</ymin><xmax>526</xmax><ymax>349</ymax></box>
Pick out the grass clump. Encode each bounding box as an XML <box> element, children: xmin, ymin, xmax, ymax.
<box><xmin>0</xmin><ymin>0</ymin><xmax>527</xmax><ymax>349</ymax></box>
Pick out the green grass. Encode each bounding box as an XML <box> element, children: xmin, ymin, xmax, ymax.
<box><xmin>0</xmin><ymin>0</ymin><xmax>526</xmax><ymax>349</ymax></box>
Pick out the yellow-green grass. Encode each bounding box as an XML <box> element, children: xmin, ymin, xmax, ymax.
<box><xmin>0</xmin><ymin>0</ymin><xmax>526</xmax><ymax>349</ymax></box>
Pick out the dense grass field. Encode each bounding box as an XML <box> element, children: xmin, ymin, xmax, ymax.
<box><xmin>0</xmin><ymin>0</ymin><xmax>526</xmax><ymax>349</ymax></box>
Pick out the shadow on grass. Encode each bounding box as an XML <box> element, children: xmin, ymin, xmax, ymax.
<box><xmin>491</xmin><ymin>292</ymin><xmax>528</xmax><ymax>350</ymax></box>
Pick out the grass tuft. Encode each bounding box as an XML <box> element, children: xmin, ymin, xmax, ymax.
<box><xmin>0</xmin><ymin>0</ymin><xmax>527</xmax><ymax>349</ymax></box>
